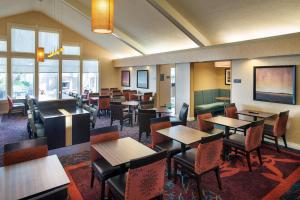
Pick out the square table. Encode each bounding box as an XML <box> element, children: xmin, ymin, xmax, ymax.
<box><xmin>203</xmin><ymin>116</ymin><xmax>252</xmax><ymax>136</ymax></box>
<box><xmin>0</xmin><ymin>155</ymin><xmax>70</xmax><ymax>200</ymax></box>
<box><xmin>157</xmin><ymin>125</ymin><xmax>218</xmax><ymax>152</ymax></box>
<box><xmin>92</xmin><ymin>137</ymin><xmax>156</xmax><ymax>167</ymax></box>
<box><xmin>237</xmin><ymin>110</ymin><xmax>276</xmax><ymax>121</ymax></box>
<box><xmin>147</xmin><ymin>107</ymin><xmax>173</xmax><ymax>117</ymax></box>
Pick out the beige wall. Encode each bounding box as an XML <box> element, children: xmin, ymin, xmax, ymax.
<box><xmin>193</xmin><ymin>62</ymin><xmax>230</xmax><ymax>91</ymax></box>
<box><xmin>231</xmin><ymin>56</ymin><xmax>300</xmax><ymax>148</ymax></box>
<box><xmin>0</xmin><ymin>11</ymin><xmax>118</xmax><ymax>113</ymax></box>
<box><xmin>158</xmin><ymin>64</ymin><xmax>172</xmax><ymax>106</ymax></box>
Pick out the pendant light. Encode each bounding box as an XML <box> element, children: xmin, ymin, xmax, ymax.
<box><xmin>91</xmin><ymin>0</ymin><xmax>114</xmax><ymax>34</ymax></box>
<box><xmin>36</xmin><ymin>47</ymin><xmax>45</xmax><ymax>62</ymax></box>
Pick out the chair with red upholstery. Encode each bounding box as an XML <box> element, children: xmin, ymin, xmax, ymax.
<box><xmin>122</xmin><ymin>90</ymin><xmax>130</xmax><ymax>101</ymax></box>
<box><xmin>150</xmin><ymin>116</ymin><xmax>182</xmax><ymax>178</ymax></box>
<box><xmin>224</xmin><ymin>103</ymin><xmax>246</xmax><ymax>135</ymax></box>
<box><xmin>98</xmin><ymin>96</ymin><xmax>111</xmax><ymax>117</ymax></box>
<box><xmin>197</xmin><ymin>112</ymin><xmax>223</xmax><ymax>134</ymax></box>
<box><xmin>3</xmin><ymin>137</ymin><xmax>48</xmax><ymax>166</ymax></box>
<box><xmin>263</xmin><ymin>111</ymin><xmax>289</xmax><ymax>152</ymax></box>
<box><xmin>174</xmin><ymin>133</ymin><xmax>223</xmax><ymax>200</ymax></box>
<box><xmin>107</xmin><ymin>150</ymin><xmax>167</xmax><ymax>200</ymax></box>
<box><xmin>128</xmin><ymin>90</ymin><xmax>138</xmax><ymax>101</ymax></box>
<box><xmin>90</xmin><ymin>125</ymin><xmax>121</xmax><ymax>200</ymax></box>
<box><xmin>7</xmin><ymin>95</ymin><xmax>25</xmax><ymax>116</ymax></box>
<box><xmin>224</xmin><ymin>120</ymin><xmax>264</xmax><ymax>171</ymax></box>
<box><xmin>101</xmin><ymin>88</ymin><xmax>110</xmax><ymax>96</ymax></box>
<box><xmin>142</xmin><ymin>92</ymin><xmax>153</xmax><ymax>102</ymax></box>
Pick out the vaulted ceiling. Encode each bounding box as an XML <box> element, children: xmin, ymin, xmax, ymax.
<box><xmin>1</xmin><ymin>0</ymin><xmax>300</xmax><ymax>60</ymax></box>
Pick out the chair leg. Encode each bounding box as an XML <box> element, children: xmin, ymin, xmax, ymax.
<box><xmin>215</xmin><ymin>167</ymin><xmax>222</xmax><ymax>190</ymax></box>
<box><xmin>110</xmin><ymin>117</ymin><xmax>113</xmax><ymax>126</ymax></box>
<box><xmin>196</xmin><ymin>175</ymin><xmax>202</xmax><ymax>200</ymax></box>
<box><xmin>138</xmin><ymin>131</ymin><xmax>142</xmax><ymax>142</ymax></box>
<box><xmin>90</xmin><ymin>168</ymin><xmax>95</xmax><ymax>188</ymax></box>
<box><xmin>282</xmin><ymin>135</ymin><xmax>288</xmax><ymax>148</ymax></box>
<box><xmin>246</xmin><ymin>152</ymin><xmax>252</xmax><ymax>172</ymax></box>
<box><xmin>257</xmin><ymin>148</ymin><xmax>263</xmax><ymax>165</ymax></box>
<box><xmin>275</xmin><ymin>137</ymin><xmax>280</xmax><ymax>152</ymax></box>
<box><xmin>120</xmin><ymin>121</ymin><xmax>123</xmax><ymax>131</ymax></box>
<box><xmin>167</xmin><ymin>157</ymin><xmax>172</xmax><ymax>179</ymax></box>
<box><xmin>100</xmin><ymin>180</ymin><xmax>106</xmax><ymax>200</ymax></box>
<box><xmin>173</xmin><ymin>161</ymin><xmax>178</xmax><ymax>183</ymax></box>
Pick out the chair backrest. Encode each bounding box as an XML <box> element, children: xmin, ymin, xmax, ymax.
<box><xmin>138</xmin><ymin>109</ymin><xmax>157</xmax><ymax>134</ymax></box>
<box><xmin>179</xmin><ymin>103</ymin><xmax>189</xmax><ymax>122</ymax></box>
<box><xmin>123</xmin><ymin>90</ymin><xmax>130</xmax><ymax>101</ymax></box>
<box><xmin>3</xmin><ymin>137</ymin><xmax>48</xmax><ymax>166</ymax></box>
<box><xmin>125</xmin><ymin>151</ymin><xmax>167</xmax><ymax>200</ymax></box>
<box><xmin>224</xmin><ymin>103</ymin><xmax>238</xmax><ymax>119</ymax></box>
<box><xmin>101</xmin><ymin>88</ymin><xmax>110</xmax><ymax>95</ymax></box>
<box><xmin>150</xmin><ymin>116</ymin><xmax>171</xmax><ymax>148</ymax></box>
<box><xmin>90</xmin><ymin>125</ymin><xmax>119</xmax><ymax>162</ymax></box>
<box><xmin>129</xmin><ymin>90</ymin><xmax>138</xmax><ymax>101</ymax></box>
<box><xmin>273</xmin><ymin>110</ymin><xmax>289</xmax><ymax>137</ymax></box>
<box><xmin>194</xmin><ymin>133</ymin><xmax>223</xmax><ymax>174</ymax></box>
<box><xmin>143</xmin><ymin>92</ymin><xmax>153</xmax><ymax>102</ymax></box>
<box><xmin>98</xmin><ymin>96</ymin><xmax>110</xmax><ymax>109</ymax></box>
<box><xmin>197</xmin><ymin>113</ymin><xmax>214</xmax><ymax>132</ymax></box>
<box><xmin>245</xmin><ymin>120</ymin><xmax>264</xmax><ymax>151</ymax></box>
<box><xmin>28</xmin><ymin>113</ymin><xmax>37</xmax><ymax>133</ymax></box>
<box><xmin>140</xmin><ymin>101</ymin><xmax>154</xmax><ymax>109</ymax></box>
<box><xmin>7</xmin><ymin>95</ymin><xmax>13</xmax><ymax>111</ymax></box>
<box><xmin>110</xmin><ymin>103</ymin><xmax>125</xmax><ymax>120</ymax></box>
<box><xmin>110</xmin><ymin>88</ymin><xmax>118</xmax><ymax>92</ymax></box>
<box><xmin>90</xmin><ymin>107</ymin><xmax>98</xmax><ymax>124</ymax></box>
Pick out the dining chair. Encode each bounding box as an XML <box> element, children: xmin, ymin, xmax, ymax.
<box><xmin>28</xmin><ymin>112</ymin><xmax>45</xmax><ymax>138</ymax></box>
<box><xmin>107</xmin><ymin>150</ymin><xmax>167</xmax><ymax>200</ymax></box>
<box><xmin>90</xmin><ymin>106</ymin><xmax>99</xmax><ymax>129</ymax></box>
<box><xmin>174</xmin><ymin>133</ymin><xmax>223</xmax><ymax>200</ymax></box>
<box><xmin>224</xmin><ymin>103</ymin><xmax>246</xmax><ymax>135</ymax></box>
<box><xmin>170</xmin><ymin>103</ymin><xmax>189</xmax><ymax>126</ymax></box>
<box><xmin>98</xmin><ymin>96</ymin><xmax>111</xmax><ymax>117</ymax></box>
<box><xmin>138</xmin><ymin>109</ymin><xmax>156</xmax><ymax>142</ymax></box>
<box><xmin>3</xmin><ymin>137</ymin><xmax>48</xmax><ymax>166</ymax></box>
<box><xmin>90</xmin><ymin>125</ymin><xmax>121</xmax><ymax>200</ymax></box>
<box><xmin>122</xmin><ymin>90</ymin><xmax>130</xmax><ymax>101</ymax></box>
<box><xmin>128</xmin><ymin>90</ymin><xmax>138</xmax><ymax>101</ymax></box>
<box><xmin>150</xmin><ymin>116</ymin><xmax>182</xmax><ymax>178</ymax></box>
<box><xmin>263</xmin><ymin>111</ymin><xmax>289</xmax><ymax>152</ymax></box>
<box><xmin>7</xmin><ymin>95</ymin><xmax>26</xmax><ymax>116</ymax></box>
<box><xmin>197</xmin><ymin>112</ymin><xmax>223</xmax><ymax>134</ymax></box>
<box><xmin>142</xmin><ymin>92</ymin><xmax>153</xmax><ymax>102</ymax></box>
<box><xmin>224</xmin><ymin>120</ymin><xmax>265</xmax><ymax>171</ymax></box>
<box><xmin>110</xmin><ymin>103</ymin><xmax>132</xmax><ymax>130</ymax></box>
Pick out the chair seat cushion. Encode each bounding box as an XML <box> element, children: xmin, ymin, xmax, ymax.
<box><xmin>108</xmin><ymin>173</ymin><xmax>126</xmax><ymax>198</ymax></box>
<box><xmin>92</xmin><ymin>158</ymin><xmax>120</xmax><ymax>180</ymax></box>
<box><xmin>155</xmin><ymin>140</ymin><xmax>182</xmax><ymax>157</ymax></box>
<box><xmin>224</xmin><ymin>134</ymin><xmax>245</xmax><ymax>149</ymax></box>
<box><xmin>174</xmin><ymin>148</ymin><xmax>196</xmax><ymax>170</ymax></box>
<box><xmin>12</xmin><ymin>103</ymin><xmax>25</xmax><ymax>109</ymax></box>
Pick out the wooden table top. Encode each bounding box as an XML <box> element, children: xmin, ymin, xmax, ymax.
<box><xmin>237</xmin><ymin>110</ymin><xmax>276</xmax><ymax>118</ymax></box>
<box><xmin>157</xmin><ymin>125</ymin><xmax>211</xmax><ymax>145</ymax></box>
<box><xmin>0</xmin><ymin>155</ymin><xmax>70</xmax><ymax>200</ymax></box>
<box><xmin>122</xmin><ymin>101</ymin><xmax>139</xmax><ymax>106</ymax></box>
<box><xmin>203</xmin><ymin>116</ymin><xmax>251</xmax><ymax>128</ymax></box>
<box><xmin>132</xmin><ymin>94</ymin><xmax>144</xmax><ymax>97</ymax></box>
<box><xmin>92</xmin><ymin>137</ymin><xmax>156</xmax><ymax>166</ymax></box>
<box><xmin>147</xmin><ymin>107</ymin><xmax>172</xmax><ymax>113</ymax></box>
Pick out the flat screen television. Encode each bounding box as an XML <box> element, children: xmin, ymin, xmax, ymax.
<box><xmin>253</xmin><ymin>65</ymin><xmax>296</xmax><ymax>105</ymax></box>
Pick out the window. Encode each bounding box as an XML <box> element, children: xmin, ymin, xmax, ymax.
<box><xmin>0</xmin><ymin>40</ymin><xmax>7</xmax><ymax>52</ymax></box>
<box><xmin>11</xmin><ymin>28</ymin><xmax>35</xmax><ymax>53</ymax></box>
<box><xmin>39</xmin><ymin>31</ymin><xmax>59</xmax><ymax>54</ymax></box>
<box><xmin>83</xmin><ymin>60</ymin><xmax>98</xmax><ymax>92</ymax></box>
<box><xmin>0</xmin><ymin>58</ymin><xmax>7</xmax><ymax>99</ymax></box>
<box><xmin>62</xmin><ymin>45</ymin><xmax>80</xmax><ymax>56</ymax></box>
<box><xmin>62</xmin><ymin>60</ymin><xmax>80</xmax><ymax>95</ymax></box>
<box><xmin>12</xmin><ymin>58</ymin><xmax>35</xmax><ymax>99</ymax></box>
<box><xmin>39</xmin><ymin>59</ymin><xmax>59</xmax><ymax>100</ymax></box>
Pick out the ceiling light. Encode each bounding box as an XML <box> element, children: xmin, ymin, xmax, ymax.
<box><xmin>91</xmin><ymin>0</ymin><xmax>114</xmax><ymax>34</ymax></box>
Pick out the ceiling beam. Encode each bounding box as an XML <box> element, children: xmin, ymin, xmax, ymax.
<box><xmin>62</xmin><ymin>0</ymin><xmax>145</xmax><ymax>55</ymax></box>
<box><xmin>147</xmin><ymin>0</ymin><xmax>211</xmax><ymax>47</ymax></box>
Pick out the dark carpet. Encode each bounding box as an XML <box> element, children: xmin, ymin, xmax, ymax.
<box><xmin>1</xmin><ymin>114</ymin><xmax>300</xmax><ymax>199</ymax></box>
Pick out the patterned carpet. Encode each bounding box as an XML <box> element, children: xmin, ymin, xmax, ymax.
<box><xmin>1</xmin><ymin>114</ymin><xmax>300</xmax><ymax>199</ymax></box>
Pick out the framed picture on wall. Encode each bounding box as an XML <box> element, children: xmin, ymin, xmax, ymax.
<box><xmin>121</xmin><ymin>70</ymin><xmax>130</xmax><ymax>87</ymax></box>
<box><xmin>137</xmin><ymin>70</ymin><xmax>149</xmax><ymax>89</ymax></box>
<box><xmin>225</xmin><ymin>68</ymin><xmax>231</xmax><ymax>85</ymax></box>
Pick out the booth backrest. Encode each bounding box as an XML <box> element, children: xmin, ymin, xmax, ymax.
<box><xmin>194</xmin><ymin>89</ymin><xmax>230</xmax><ymax>106</ymax></box>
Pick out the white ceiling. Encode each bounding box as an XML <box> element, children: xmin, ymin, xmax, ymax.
<box><xmin>1</xmin><ymin>0</ymin><xmax>300</xmax><ymax>59</ymax></box>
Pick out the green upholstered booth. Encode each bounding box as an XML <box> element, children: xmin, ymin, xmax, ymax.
<box><xmin>194</xmin><ymin>89</ymin><xmax>230</xmax><ymax>116</ymax></box>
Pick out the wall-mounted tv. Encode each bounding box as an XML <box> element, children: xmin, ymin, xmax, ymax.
<box><xmin>253</xmin><ymin>65</ymin><xmax>296</xmax><ymax>105</ymax></box>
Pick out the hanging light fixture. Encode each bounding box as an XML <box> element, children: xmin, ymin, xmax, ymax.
<box><xmin>91</xmin><ymin>0</ymin><xmax>114</xmax><ymax>34</ymax></box>
<box><xmin>36</xmin><ymin>47</ymin><xmax>45</xmax><ymax>62</ymax></box>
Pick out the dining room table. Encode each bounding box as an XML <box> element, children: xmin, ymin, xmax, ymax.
<box><xmin>132</xmin><ymin>93</ymin><xmax>144</xmax><ymax>101</ymax></box>
<box><xmin>92</xmin><ymin>137</ymin><xmax>156</xmax><ymax>167</ymax></box>
<box><xmin>147</xmin><ymin>107</ymin><xmax>173</xmax><ymax>117</ymax></box>
<box><xmin>157</xmin><ymin>125</ymin><xmax>221</xmax><ymax>153</ymax></box>
<box><xmin>0</xmin><ymin>155</ymin><xmax>70</xmax><ymax>200</ymax></box>
<box><xmin>237</xmin><ymin>110</ymin><xmax>276</xmax><ymax>121</ymax></box>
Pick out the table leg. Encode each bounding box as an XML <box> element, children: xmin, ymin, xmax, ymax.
<box><xmin>181</xmin><ymin>143</ymin><xmax>186</xmax><ymax>153</ymax></box>
<box><xmin>254</xmin><ymin>116</ymin><xmax>258</xmax><ymax>121</ymax></box>
<box><xmin>158</xmin><ymin>112</ymin><xmax>162</xmax><ymax>117</ymax></box>
<box><xmin>225</xmin><ymin>126</ymin><xmax>230</xmax><ymax>138</ymax></box>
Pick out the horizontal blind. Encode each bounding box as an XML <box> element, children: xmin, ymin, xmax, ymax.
<box><xmin>39</xmin><ymin>31</ymin><xmax>59</xmax><ymax>54</ymax></box>
<box><xmin>11</xmin><ymin>28</ymin><xmax>35</xmax><ymax>53</ymax></box>
<box><xmin>62</xmin><ymin>60</ymin><xmax>80</xmax><ymax>73</ymax></box>
<box><xmin>0</xmin><ymin>57</ymin><xmax>7</xmax><ymax>72</ymax></box>
<box><xmin>62</xmin><ymin>45</ymin><xmax>80</xmax><ymax>55</ymax></box>
<box><xmin>83</xmin><ymin>60</ymin><xmax>98</xmax><ymax>73</ymax></box>
<box><xmin>39</xmin><ymin>59</ymin><xmax>59</xmax><ymax>73</ymax></box>
<box><xmin>12</xmin><ymin>58</ymin><xmax>35</xmax><ymax>73</ymax></box>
